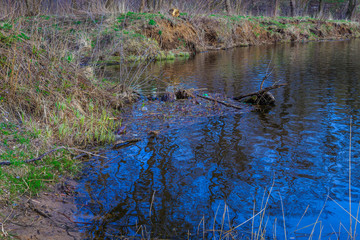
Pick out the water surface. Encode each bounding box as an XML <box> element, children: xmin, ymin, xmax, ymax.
<box><xmin>75</xmin><ymin>39</ymin><xmax>360</xmax><ymax>239</ymax></box>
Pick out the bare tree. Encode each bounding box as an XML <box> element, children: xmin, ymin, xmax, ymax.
<box><xmin>154</xmin><ymin>0</ymin><xmax>164</xmax><ymax>11</ymax></box>
<box><xmin>273</xmin><ymin>0</ymin><xmax>280</xmax><ymax>16</ymax></box>
<box><xmin>297</xmin><ymin>0</ymin><xmax>311</xmax><ymax>16</ymax></box>
<box><xmin>317</xmin><ymin>0</ymin><xmax>325</xmax><ymax>18</ymax></box>
<box><xmin>206</xmin><ymin>0</ymin><xmax>223</xmax><ymax>13</ymax></box>
<box><xmin>235</xmin><ymin>0</ymin><xmax>243</xmax><ymax>14</ymax></box>
<box><xmin>71</xmin><ymin>0</ymin><xmax>78</xmax><ymax>9</ymax></box>
<box><xmin>24</xmin><ymin>0</ymin><xmax>43</xmax><ymax>16</ymax></box>
<box><xmin>290</xmin><ymin>0</ymin><xmax>296</xmax><ymax>16</ymax></box>
<box><xmin>147</xmin><ymin>0</ymin><xmax>154</xmax><ymax>12</ymax></box>
<box><xmin>139</xmin><ymin>0</ymin><xmax>146</xmax><ymax>12</ymax></box>
<box><xmin>345</xmin><ymin>0</ymin><xmax>358</xmax><ymax>20</ymax></box>
<box><xmin>225</xmin><ymin>0</ymin><xmax>233</xmax><ymax>14</ymax></box>
<box><xmin>105</xmin><ymin>0</ymin><xmax>114</xmax><ymax>9</ymax></box>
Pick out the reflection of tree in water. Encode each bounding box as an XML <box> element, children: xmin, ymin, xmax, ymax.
<box><xmin>79</xmin><ymin>115</ymin><xmax>256</xmax><ymax>238</ymax></box>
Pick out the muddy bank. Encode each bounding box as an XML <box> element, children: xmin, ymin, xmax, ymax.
<box><xmin>1</xmin><ymin>180</ymin><xmax>81</xmax><ymax>240</ymax></box>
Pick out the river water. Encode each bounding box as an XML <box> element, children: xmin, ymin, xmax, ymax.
<box><xmin>74</xmin><ymin>39</ymin><xmax>360</xmax><ymax>239</ymax></box>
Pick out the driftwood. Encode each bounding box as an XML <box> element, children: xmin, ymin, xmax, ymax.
<box><xmin>196</xmin><ymin>94</ymin><xmax>243</xmax><ymax>110</ymax></box>
<box><xmin>233</xmin><ymin>83</ymin><xmax>287</xmax><ymax>101</ymax></box>
<box><xmin>0</xmin><ymin>146</ymin><xmax>106</xmax><ymax>166</ymax></box>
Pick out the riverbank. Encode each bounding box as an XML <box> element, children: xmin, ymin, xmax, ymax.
<box><xmin>2</xmin><ymin>13</ymin><xmax>359</xmax><ymax>65</ymax></box>
<box><xmin>1</xmin><ymin>12</ymin><xmax>360</xmax><ymax>239</ymax></box>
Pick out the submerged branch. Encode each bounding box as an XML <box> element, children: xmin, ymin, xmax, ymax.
<box><xmin>233</xmin><ymin>83</ymin><xmax>287</xmax><ymax>101</ymax></box>
<box><xmin>196</xmin><ymin>94</ymin><xmax>243</xmax><ymax>110</ymax></box>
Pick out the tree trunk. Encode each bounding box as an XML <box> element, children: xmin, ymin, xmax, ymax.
<box><xmin>24</xmin><ymin>0</ymin><xmax>31</xmax><ymax>15</ymax></box>
<box><xmin>317</xmin><ymin>0</ymin><xmax>324</xmax><ymax>18</ymax></box>
<box><xmin>139</xmin><ymin>0</ymin><xmax>146</xmax><ymax>12</ymax></box>
<box><xmin>299</xmin><ymin>0</ymin><xmax>311</xmax><ymax>16</ymax></box>
<box><xmin>225</xmin><ymin>0</ymin><xmax>233</xmax><ymax>15</ymax></box>
<box><xmin>273</xmin><ymin>0</ymin><xmax>279</xmax><ymax>16</ymax></box>
<box><xmin>105</xmin><ymin>0</ymin><xmax>114</xmax><ymax>9</ymax></box>
<box><xmin>154</xmin><ymin>0</ymin><xmax>159</xmax><ymax>11</ymax></box>
<box><xmin>235</xmin><ymin>0</ymin><xmax>243</xmax><ymax>15</ymax></box>
<box><xmin>290</xmin><ymin>0</ymin><xmax>296</xmax><ymax>16</ymax></box>
<box><xmin>155</xmin><ymin>0</ymin><xmax>164</xmax><ymax>11</ymax></box>
<box><xmin>71</xmin><ymin>0</ymin><xmax>78</xmax><ymax>9</ymax></box>
<box><xmin>24</xmin><ymin>0</ymin><xmax>42</xmax><ymax>16</ymax></box>
<box><xmin>345</xmin><ymin>0</ymin><xmax>358</xmax><ymax>20</ymax></box>
<box><xmin>35</xmin><ymin>0</ymin><xmax>43</xmax><ymax>14</ymax></box>
<box><xmin>147</xmin><ymin>0</ymin><xmax>154</xmax><ymax>12</ymax></box>
<box><xmin>208</xmin><ymin>0</ymin><xmax>221</xmax><ymax>13</ymax></box>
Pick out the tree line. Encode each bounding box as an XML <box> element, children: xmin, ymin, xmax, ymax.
<box><xmin>6</xmin><ymin>0</ymin><xmax>360</xmax><ymax>20</ymax></box>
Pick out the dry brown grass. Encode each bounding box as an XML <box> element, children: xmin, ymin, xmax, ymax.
<box><xmin>0</xmin><ymin>22</ymin><xmax>137</xmax><ymax>147</ymax></box>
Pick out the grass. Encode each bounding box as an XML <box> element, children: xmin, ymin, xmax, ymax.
<box><xmin>0</xmin><ymin>122</ymin><xmax>81</xmax><ymax>202</ymax></box>
<box><xmin>0</xmin><ymin>25</ymin><xmax>124</xmax><ymax>145</ymax></box>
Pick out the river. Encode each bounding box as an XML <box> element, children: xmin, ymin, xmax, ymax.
<box><xmin>74</xmin><ymin>39</ymin><xmax>360</xmax><ymax>239</ymax></box>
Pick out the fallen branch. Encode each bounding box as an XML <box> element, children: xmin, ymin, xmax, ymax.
<box><xmin>0</xmin><ymin>146</ymin><xmax>107</xmax><ymax>166</ymax></box>
<box><xmin>69</xmin><ymin>147</ymin><xmax>104</xmax><ymax>159</ymax></box>
<box><xmin>233</xmin><ymin>83</ymin><xmax>287</xmax><ymax>101</ymax></box>
<box><xmin>195</xmin><ymin>94</ymin><xmax>243</xmax><ymax>110</ymax></box>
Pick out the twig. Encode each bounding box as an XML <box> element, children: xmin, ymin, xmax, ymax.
<box><xmin>67</xmin><ymin>147</ymin><xmax>105</xmax><ymax>159</ymax></box>
<box><xmin>196</xmin><ymin>94</ymin><xmax>243</xmax><ymax>110</ymax></box>
<box><xmin>260</xmin><ymin>63</ymin><xmax>274</xmax><ymax>90</ymax></box>
<box><xmin>149</xmin><ymin>190</ymin><xmax>156</xmax><ymax>217</ymax></box>
<box><xmin>1</xmin><ymin>223</ymin><xmax>7</xmax><ymax>237</ymax></box>
<box><xmin>0</xmin><ymin>146</ymin><xmax>106</xmax><ymax>166</ymax></box>
<box><xmin>233</xmin><ymin>83</ymin><xmax>287</xmax><ymax>101</ymax></box>
<box><xmin>278</xmin><ymin>191</ymin><xmax>287</xmax><ymax>240</ymax></box>
<box><xmin>0</xmin><ymin>208</ymin><xmax>13</xmax><ymax>237</ymax></box>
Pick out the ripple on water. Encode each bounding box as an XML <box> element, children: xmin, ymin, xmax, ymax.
<box><xmin>75</xmin><ymin>40</ymin><xmax>360</xmax><ymax>239</ymax></box>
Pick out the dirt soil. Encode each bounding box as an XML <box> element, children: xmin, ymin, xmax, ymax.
<box><xmin>0</xmin><ymin>180</ymin><xmax>82</xmax><ymax>240</ymax></box>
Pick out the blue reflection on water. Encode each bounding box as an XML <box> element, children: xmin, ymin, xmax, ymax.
<box><xmin>75</xmin><ymin>39</ymin><xmax>360</xmax><ymax>239</ymax></box>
